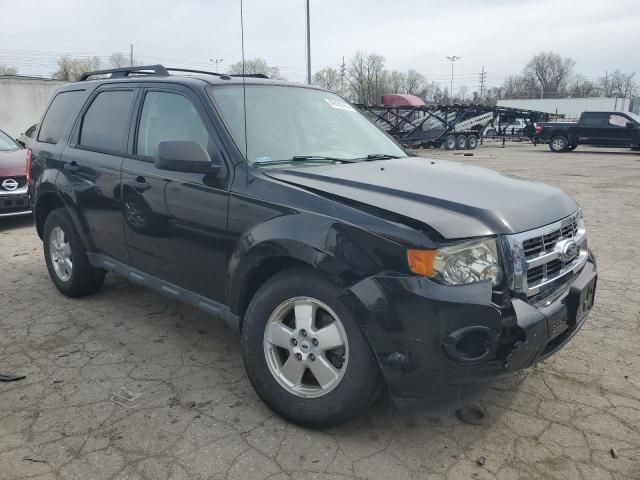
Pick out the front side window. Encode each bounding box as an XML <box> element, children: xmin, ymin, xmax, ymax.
<box><xmin>79</xmin><ymin>90</ymin><xmax>134</xmax><ymax>153</ymax></box>
<box><xmin>208</xmin><ymin>85</ymin><xmax>406</xmax><ymax>164</ymax></box>
<box><xmin>609</xmin><ymin>114</ymin><xmax>628</xmax><ymax>128</ymax></box>
<box><xmin>137</xmin><ymin>91</ymin><xmax>210</xmax><ymax>158</ymax></box>
<box><xmin>38</xmin><ymin>90</ymin><xmax>85</xmax><ymax>144</ymax></box>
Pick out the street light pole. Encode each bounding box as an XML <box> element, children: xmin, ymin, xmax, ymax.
<box><xmin>209</xmin><ymin>58</ymin><xmax>224</xmax><ymax>71</ymax></box>
<box><xmin>446</xmin><ymin>55</ymin><xmax>460</xmax><ymax>102</ymax></box>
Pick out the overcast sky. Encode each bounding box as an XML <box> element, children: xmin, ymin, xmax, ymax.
<box><xmin>1</xmin><ymin>0</ymin><xmax>638</xmax><ymax>93</ymax></box>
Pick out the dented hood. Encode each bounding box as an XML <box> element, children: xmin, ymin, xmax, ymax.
<box><xmin>264</xmin><ymin>158</ymin><xmax>578</xmax><ymax>239</ymax></box>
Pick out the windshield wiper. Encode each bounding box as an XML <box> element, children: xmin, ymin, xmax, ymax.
<box><xmin>254</xmin><ymin>155</ymin><xmax>354</xmax><ymax>166</ymax></box>
<box><xmin>361</xmin><ymin>153</ymin><xmax>401</xmax><ymax>161</ymax></box>
<box><xmin>291</xmin><ymin>155</ymin><xmax>356</xmax><ymax>163</ymax></box>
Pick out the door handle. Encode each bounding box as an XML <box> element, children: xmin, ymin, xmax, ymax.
<box><xmin>64</xmin><ymin>161</ymin><xmax>79</xmax><ymax>173</ymax></box>
<box><xmin>124</xmin><ymin>178</ymin><xmax>151</xmax><ymax>191</ymax></box>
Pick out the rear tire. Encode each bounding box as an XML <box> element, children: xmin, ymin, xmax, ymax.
<box><xmin>467</xmin><ymin>135</ymin><xmax>478</xmax><ymax>150</ymax></box>
<box><xmin>43</xmin><ymin>208</ymin><xmax>105</xmax><ymax>297</ymax></box>
<box><xmin>242</xmin><ymin>269</ymin><xmax>382</xmax><ymax>428</ymax></box>
<box><xmin>456</xmin><ymin>135</ymin><xmax>468</xmax><ymax>150</ymax></box>
<box><xmin>444</xmin><ymin>134</ymin><xmax>457</xmax><ymax>150</ymax></box>
<box><xmin>549</xmin><ymin>136</ymin><xmax>569</xmax><ymax>152</ymax></box>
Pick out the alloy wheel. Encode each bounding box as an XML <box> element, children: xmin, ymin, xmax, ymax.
<box><xmin>49</xmin><ymin>226</ymin><xmax>73</xmax><ymax>281</ymax></box>
<box><xmin>263</xmin><ymin>297</ymin><xmax>349</xmax><ymax>398</ymax></box>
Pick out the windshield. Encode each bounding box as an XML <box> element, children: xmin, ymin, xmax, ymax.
<box><xmin>208</xmin><ymin>85</ymin><xmax>406</xmax><ymax>164</ymax></box>
<box><xmin>626</xmin><ymin>112</ymin><xmax>640</xmax><ymax>123</ymax></box>
<box><xmin>0</xmin><ymin>129</ymin><xmax>20</xmax><ymax>152</ymax></box>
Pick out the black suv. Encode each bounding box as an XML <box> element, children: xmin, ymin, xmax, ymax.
<box><xmin>29</xmin><ymin>65</ymin><xmax>597</xmax><ymax>427</ymax></box>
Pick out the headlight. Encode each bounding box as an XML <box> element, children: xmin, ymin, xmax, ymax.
<box><xmin>407</xmin><ymin>238</ymin><xmax>503</xmax><ymax>286</ymax></box>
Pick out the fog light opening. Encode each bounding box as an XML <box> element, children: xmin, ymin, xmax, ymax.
<box><xmin>443</xmin><ymin>326</ymin><xmax>497</xmax><ymax>365</ymax></box>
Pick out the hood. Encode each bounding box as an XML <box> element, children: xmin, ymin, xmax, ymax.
<box><xmin>0</xmin><ymin>149</ymin><xmax>27</xmax><ymax>177</ymax></box>
<box><xmin>263</xmin><ymin>158</ymin><xmax>578</xmax><ymax>239</ymax></box>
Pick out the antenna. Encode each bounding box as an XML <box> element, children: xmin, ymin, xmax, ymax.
<box><xmin>240</xmin><ymin>0</ymin><xmax>248</xmax><ymax>162</ymax></box>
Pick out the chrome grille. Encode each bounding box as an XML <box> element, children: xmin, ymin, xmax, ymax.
<box><xmin>504</xmin><ymin>211</ymin><xmax>587</xmax><ymax>299</ymax></box>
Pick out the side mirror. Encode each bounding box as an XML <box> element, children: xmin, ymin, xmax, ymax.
<box><xmin>15</xmin><ymin>139</ymin><xmax>26</xmax><ymax>148</ymax></box>
<box><xmin>155</xmin><ymin>140</ymin><xmax>222</xmax><ymax>174</ymax></box>
<box><xmin>626</xmin><ymin>122</ymin><xmax>636</xmax><ymax>129</ymax></box>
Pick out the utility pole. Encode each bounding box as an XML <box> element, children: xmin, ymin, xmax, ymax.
<box><xmin>305</xmin><ymin>0</ymin><xmax>311</xmax><ymax>85</ymax></box>
<box><xmin>340</xmin><ymin>56</ymin><xmax>346</xmax><ymax>94</ymax></box>
<box><xmin>446</xmin><ymin>56</ymin><xmax>460</xmax><ymax>103</ymax></box>
<box><xmin>130</xmin><ymin>44</ymin><xmax>134</xmax><ymax>67</ymax></box>
<box><xmin>478</xmin><ymin>65</ymin><xmax>486</xmax><ymax>99</ymax></box>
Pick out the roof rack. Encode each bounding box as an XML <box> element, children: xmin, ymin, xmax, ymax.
<box><xmin>78</xmin><ymin>64</ymin><xmax>169</xmax><ymax>81</ymax></box>
<box><xmin>165</xmin><ymin>67</ymin><xmax>269</xmax><ymax>79</ymax></box>
<box><xmin>78</xmin><ymin>64</ymin><xmax>269</xmax><ymax>82</ymax></box>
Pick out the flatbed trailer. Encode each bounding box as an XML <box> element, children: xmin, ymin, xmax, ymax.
<box><xmin>356</xmin><ymin>103</ymin><xmax>550</xmax><ymax>149</ymax></box>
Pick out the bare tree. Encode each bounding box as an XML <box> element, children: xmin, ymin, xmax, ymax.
<box><xmin>347</xmin><ymin>51</ymin><xmax>388</xmax><ymax>104</ymax></box>
<box><xmin>228</xmin><ymin>58</ymin><xmax>284</xmax><ymax>79</ymax></box>
<box><xmin>501</xmin><ymin>74</ymin><xmax>539</xmax><ymax>99</ymax></box>
<box><xmin>53</xmin><ymin>56</ymin><xmax>102</xmax><ymax>81</ymax></box>
<box><xmin>569</xmin><ymin>74</ymin><xmax>598</xmax><ymax>97</ymax></box>
<box><xmin>524</xmin><ymin>51</ymin><xmax>575</xmax><ymax>98</ymax></box>
<box><xmin>313</xmin><ymin>67</ymin><xmax>341</xmax><ymax>93</ymax></box>
<box><xmin>0</xmin><ymin>64</ymin><xmax>18</xmax><ymax>75</ymax></box>
<box><xmin>610</xmin><ymin>71</ymin><xmax>637</xmax><ymax>97</ymax></box>
<box><xmin>109</xmin><ymin>52</ymin><xmax>130</xmax><ymax>68</ymax></box>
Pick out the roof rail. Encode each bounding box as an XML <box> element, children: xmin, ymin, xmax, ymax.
<box><xmin>165</xmin><ymin>67</ymin><xmax>269</xmax><ymax>79</ymax></box>
<box><xmin>78</xmin><ymin>64</ymin><xmax>271</xmax><ymax>82</ymax></box>
<box><xmin>78</xmin><ymin>64</ymin><xmax>169</xmax><ymax>81</ymax></box>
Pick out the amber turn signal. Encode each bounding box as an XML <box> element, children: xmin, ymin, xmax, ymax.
<box><xmin>407</xmin><ymin>249</ymin><xmax>438</xmax><ymax>277</ymax></box>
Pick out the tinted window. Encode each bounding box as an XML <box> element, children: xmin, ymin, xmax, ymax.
<box><xmin>37</xmin><ymin>90</ymin><xmax>84</xmax><ymax>144</ymax></box>
<box><xmin>580</xmin><ymin>113</ymin><xmax>607</xmax><ymax>127</ymax></box>
<box><xmin>79</xmin><ymin>90</ymin><xmax>134</xmax><ymax>153</ymax></box>
<box><xmin>137</xmin><ymin>91</ymin><xmax>210</xmax><ymax>158</ymax></box>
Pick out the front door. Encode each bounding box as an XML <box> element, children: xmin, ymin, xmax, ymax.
<box><xmin>61</xmin><ymin>87</ymin><xmax>138</xmax><ymax>262</ymax></box>
<box><xmin>605</xmin><ymin>113</ymin><xmax>638</xmax><ymax>146</ymax></box>
<box><xmin>121</xmin><ymin>87</ymin><xmax>230</xmax><ymax>303</ymax></box>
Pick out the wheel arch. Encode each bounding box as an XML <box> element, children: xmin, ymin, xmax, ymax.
<box><xmin>35</xmin><ymin>191</ymin><xmax>90</xmax><ymax>250</ymax></box>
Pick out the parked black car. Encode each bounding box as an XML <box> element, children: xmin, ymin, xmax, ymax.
<box><xmin>535</xmin><ymin>111</ymin><xmax>640</xmax><ymax>152</ymax></box>
<box><xmin>28</xmin><ymin>65</ymin><xmax>597</xmax><ymax>427</ymax></box>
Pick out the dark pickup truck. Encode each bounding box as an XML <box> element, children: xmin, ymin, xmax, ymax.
<box><xmin>535</xmin><ymin>111</ymin><xmax>640</xmax><ymax>152</ymax></box>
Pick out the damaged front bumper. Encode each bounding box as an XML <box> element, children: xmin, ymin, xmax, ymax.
<box><xmin>341</xmin><ymin>253</ymin><xmax>597</xmax><ymax>407</ymax></box>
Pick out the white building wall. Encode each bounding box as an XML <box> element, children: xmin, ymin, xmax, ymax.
<box><xmin>497</xmin><ymin>97</ymin><xmax>633</xmax><ymax>119</ymax></box>
<box><xmin>0</xmin><ymin>76</ymin><xmax>69</xmax><ymax>138</ymax></box>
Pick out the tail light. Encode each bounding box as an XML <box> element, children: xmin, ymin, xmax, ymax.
<box><xmin>26</xmin><ymin>149</ymin><xmax>33</xmax><ymax>183</ymax></box>
<box><xmin>534</xmin><ymin>123</ymin><xmax>544</xmax><ymax>135</ymax></box>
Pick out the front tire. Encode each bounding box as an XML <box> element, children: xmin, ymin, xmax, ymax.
<box><xmin>549</xmin><ymin>136</ymin><xmax>569</xmax><ymax>152</ymax></box>
<box><xmin>242</xmin><ymin>269</ymin><xmax>381</xmax><ymax>428</ymax></box>
<box><xmin>43</xmin><ymin>208</ymin><xmax>105</xmax><ymax>297</ymax></box>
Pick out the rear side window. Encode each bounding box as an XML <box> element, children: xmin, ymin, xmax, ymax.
<box><xmin>580</xmin><ymin>113</ymin><xmax>607</xmax><ymax>127</ymax></box>
<box><xmin>37</xmin><ymin>90</ymin><xmax>84</xmax><ymax>144</ymax></box>
<box><xmin>79</xmin><ymin>90</ymin><xmax>135</xmax><ymax>154</ymax></box>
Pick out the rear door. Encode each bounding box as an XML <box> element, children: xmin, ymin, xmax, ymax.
<box><xmin>121</xmin><ymin>84</ymin><xmax>231</xmax><ymax>303</ymax></box>
<box><xmin>60</xmin><ymin>86</ymin><xmax>138</xmax><ymax>262</ymax></box>
<box><xmin>577</xmin><ymin>112</ymin><xmax>609</xmax><ymax>145</ymax></box>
